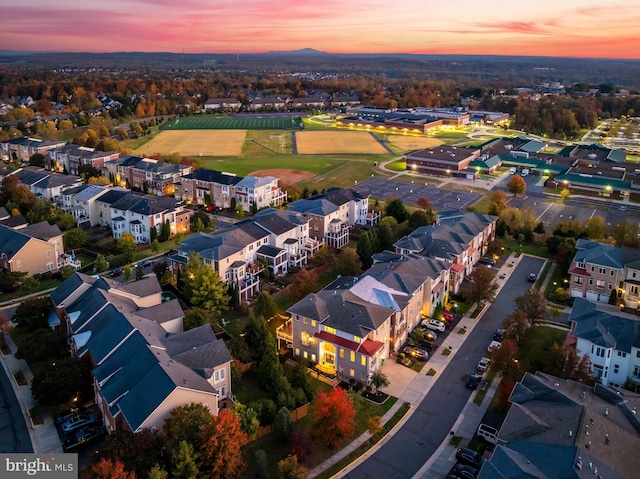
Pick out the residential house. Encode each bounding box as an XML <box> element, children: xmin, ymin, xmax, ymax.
<box><xmin>331</xmin><ymin>92</ymin><xmax>361</xmax><ymax>107</ymax></box>
<box><xmin>46</xmin><ymin>144</ymin><xmax>119</xmax><ymax>175</ymax></box>
<box><xmin>9</xmin><ymin>167</ymin><xmax>83</xmax><ymax>199</ymax></box>
<box><xmin>94</xmin><ymin>188</ymin><xmax>131</xmax><ymax>227</ymax></box>
<box><xmin>109</xmin><ymin>193</ymin><xmax>190</xmax><ymax>244</ymax></box>
<box><xmin>59</xmin><ymin>184</ymin><xmax>110</xmax><ymax>226</ymax></box>
<box><xmin>50</xmin><ymin>273</ymin><xmax>233</xmax><ymax>433</ymax></box>
<box><xmin>0</xmin><ymin>206</ymin><xmax>27</xmax><ymax>229</ymax></box>
<box><xmin>567</xmin><ymin>239</ymin><xmax>639</xmax><ymax>304</ymax></box>
<box><xmin>171</xmin><ymin>209</ymin><xmax>314</xmax><ymax>302</ymax></box>
<box><xmin>248</xmin><ymin>96</ymin><xmax>289</xmax><ymax>110</ymax></box>
<box><xmin>174</xmin><ymin>169</ymin><xmax>243</xmax><ymax>208</ymax></box>
<box><xmin>288</xmin><ymin>187</ymin><xmax>379</xmax><ymax>249</ymax></box>
<box><xmin>1</xmin><ymin>137</ymin><xmax>65</xmax><ymax>163</ymax></box>
<box><xmin>394</xmin><ymin>212</ymin><xmax>498</xmax><ymax>293</ymax></box>
<box><xmin>105</xmin><ymin>155</ymin><xmax>191</xmax><ymax>196</ymax></box>
<box><xmin>203</xmin><ymin>98</ymin><xmax>242</xmax><ymax>110</ymax></box>
<box><xmin>291</xmin><ymin>97</ymin><xmax>327</xmax><ymax>109</ymax></box>
<box><xmin>286</xmin><ymin>281</ymin><xmax>394</xmax><ymax>382</ymax></box>
<box><xmin>478</xmin><ymin>372</ymin><xmax>640</xmax><ymax>479</ymax></box>
<box><xmin>0</xmin><ymin>224</ymin><xmax>59</xmax><ymax>275</ymax></box>
<box><xmin>234</xmin><ymin>175</ymin><xmax>286</xmax><ymax>212</ymax></box>
<box><xmin>568</xmin><ymin>298</ymin><xmax>640</xmax><ymax>387</ymax></box>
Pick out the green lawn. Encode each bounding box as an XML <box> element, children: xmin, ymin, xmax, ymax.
<box><xmin>386</xmin><ymin>159</ymin><xmax>407</xmax><ymax>172</ymax></box>
<box><xmin>163</xmin><ymin>116</ymin><xmax>303</xmax><ymax>130</ymax></box>
<box><xmin>519</xmin><ymin>326</ymin><xmax>568</xmax><ymax>374</ymax></box>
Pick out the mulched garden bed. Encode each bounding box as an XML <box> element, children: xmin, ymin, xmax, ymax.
<box><xmin>337</xmin><ymin>381</ymin><xmax>389</xmax><ymax>404</ymax></box>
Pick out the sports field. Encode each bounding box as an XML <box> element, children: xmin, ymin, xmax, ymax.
<box><xmin>386</xmin><ymin>136</ymin><xmax>444</xmax><ymax>150</ymax></box>
<box><xmin>163</xmin><ymin>116</ymin><xmax>302</xmax><ymax>130</ymax></box>
<box><xmin>296</xmin><ymin>131</ymin><xmax>388</xmax><ymax>155</ymax></box>
<box><xmin>135</xmin><ymin>130</ymin><xmax>246</xmax><ymax>156</ymax></box>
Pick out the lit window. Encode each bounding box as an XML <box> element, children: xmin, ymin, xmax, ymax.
<box><xmin>361</xmin><ymin>355</ymin><xmax>366</xmax><ymax>366</ymax></box>
<box><xmin>350</xmin><ymin>368</ymin><xmax>355</xmax><ymax>377</ymax></box>
<box><xmin>340</xmin><ymin>349</ymin><xmax>344</xmax><ymax>358</ymax></box>
<box><xmin>311</xmin><ymin>320</ymin><xmax>317</xmax><ymax>327</ymax></box>
<box><xmin>350</xmin><ymin>351</ymin><xmax>355</xmax><ymax>362</ymax></box>
<box><xmin>324</xmin><ymin>326</ymin><xmax>337</xmax><ymax>334</ymax></box>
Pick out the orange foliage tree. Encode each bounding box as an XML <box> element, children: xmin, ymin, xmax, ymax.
<box><xmin>85</xmin><ymin>459</ymin><xmax>136</xmax><ymax>479</ymax></box>
<box><xmin>199</xmin><ymin>409</ymin><xmax>248</xmax><ymax>479</ymax></box>
<box><xmin>312</xmin><ymin>387</ymin><xmax>356</xmax><ymax>448</ymax></box>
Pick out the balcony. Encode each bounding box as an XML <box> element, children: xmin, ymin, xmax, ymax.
<box><xmin>276</xmin><ymin>317</ymin><xmax>293</xmax><ymax>347</ymax></box>
<box><xmin>59</xmin><ymin>254</ymin><xmax>81</xmax><ymax>270</ymax></box>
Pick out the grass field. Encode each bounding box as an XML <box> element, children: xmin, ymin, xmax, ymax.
<box><xmin>163</xmin><ymin>116</ymin><xmax>302</xmax><ymax>130</ymax></box>
<box><xmin>135</xmin><ymin>130</ymin><xmax>247</xmax><ymax>156</ymax></box>
<box><xmin>296</xmin><ymin>131</ymin><xmax>388</xmax><ymax>154</ymax></box>
<box><xmin>385</xmin><ymin>136</ymin><xmax>444</xmax><ymax>151</ymax></box>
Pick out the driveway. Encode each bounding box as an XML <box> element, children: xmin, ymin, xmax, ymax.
<box><xmin>344</xmin><ymin>255</ymin><xmax>545</xmax><ymax>479</ymax></box>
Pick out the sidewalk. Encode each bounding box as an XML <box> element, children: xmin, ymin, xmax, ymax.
<box><xmin>309</xmin><ymin>253</ymin><xmax>523</xmax><ymax>478</ymax></box>
<box><xmin>0</xmin><ymin>334</ymin><xmax>62</xmax><ymax>453</ymax></box>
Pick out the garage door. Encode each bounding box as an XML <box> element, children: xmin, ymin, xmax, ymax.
<box><xmin>571</xmin><ymin>289</ymin><xmax>583</xmax><ymax>298</ymax></box>
<box><xmin>466</xmin><ymin>173</ymin><xmax>475</xmax><ymax>180</ymax></box>
<box><xmin>586</xmin><ymin>291</ymin><xmax>598</xmax><ymax>301</ymax></box>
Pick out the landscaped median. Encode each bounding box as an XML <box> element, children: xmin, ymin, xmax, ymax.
<box><xmin>313</xmin><ymin>401</ymin><xmax>411</xmax><ymax>479</ymax></box>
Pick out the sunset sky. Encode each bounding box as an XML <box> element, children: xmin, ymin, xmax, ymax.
<box><xmin>3</xmin><ymin>0</ymin><xmax>640</xmax><ymax>58</ymax></box>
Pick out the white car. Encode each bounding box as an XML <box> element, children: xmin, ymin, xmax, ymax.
<box><xmin>422</xmin><ymin>319</ymin><xmax>446</xmax><ymax>332</ymax></box>
<box><xmin>487</xmin><ymin>340</ymin><xmax>502</xmax><ymax>353</ymax></box>
<box><xmin>477</xmin><ymin>357</ymin><xmax>490</xmax><ymax>373</ymax></box>
<box><xmin>509</xmin><ymin>167</ymin><xmax>517</xmax><ymax>175</ymax></box>
<box><xmin>521</xmin><ymin>168</ymin><xmax>530</xmax><ymax>177</ymax></box>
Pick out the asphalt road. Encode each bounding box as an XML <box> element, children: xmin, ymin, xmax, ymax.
<box><xmin>344</xmin><ymin>255</ymin><xmax>545</xmax><ymax>479</ymax></box>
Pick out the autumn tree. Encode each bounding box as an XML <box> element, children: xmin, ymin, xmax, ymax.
<box><xmin>289</xmin><ymin>268</ymin><xmax>320</xmax><ymax>303</ymax></box>
<box><xmin>514</xmin><ymin>288</ymin><xmax>548</xmax><ymax>323</ymax></box>
<box><xmin>86</xmin><ymin>459</ymin><xmax>136</xmax><ymax>479</ymax></box>
<box><xmin>30</xmin><ymin>357</ymin><xmax>91</xmax><ymax>407</ymax></box>
<box><xmin>335</xmin><ymin>247</ymin><xmax>362</xmax><ymax>277</ymax></box>
<box><xmin>98</xmin><ymin>429</ymin><xmax>163</xmax><ymax>479</ymax></box>
<box><xmin>385</xmin><ymin>198</ymin><xmax>409</xmax><ymax>223</ymax></box>
<box><xmin>181</xmin><ymin>253</ymin><xmax>230</xmax><ymax>316</ymax></box>
<box><xmin>312</xmin><ymin>387</ymin><xmax>356</xmax><ymax>448</ymax></box>
<box><xmin>252</xmin><ymin>291</ymin><xmax>278</xmax><ymax>321</ymax></box>
<box><xmin>464</xmin><ymin>265</ymin><xmax>499</xmax><ymax>309</ymax></box>
<box><xmin>507</xmin><ymin>175</ymin><xmax>526</xmax><ymax>197</ymax></box>
<box><xmin>408</xmin><ymin>210</ymin><xmax>433</xmax><ymax>229</ymax></box>
<box><xmin>162</xmin><ymin>403</ymin><xmax>213</xmax><ymax>454</ymax></box>
<box><xmin>290</xmin><ymin>429</ymin><xmax>312</xmax><ymax>463</ymax></box>
<box><xmin>367</xmin><ymin>416</ymin><xmax>383</xmax><ymax>438</ymax></box>
<box><xmin>63</xmin><ymin>227</ymin><xmax>88</xmax><ymax>250</ymax></box>
<box><xmin>231</xmin><ymin>403</ymin><xmax>260</xmax><ymax>440</ymax></box>
<box><xmin>147</xmin><ymin>465</ymin><xmax>168</xmax><ymax>479</ymax></box>
<box><xmin>94</xmin><ymin>254</ymin><xmax>109</xmax><ymax>273</ymax></box>
<box><xmin>488</xmin><ymin>190</ymin><xmax>508</xmax><ymax>215</ymax></box>
<box><xmin>199</xmin><ymin>409</ymin><xmax>248</xmax><ymax>479</ymax></box>
<box><xmin>277</xmin><ymin>455</ymin><xmax>308</xmax><ymax>479</ymax></box>
<box><xmin>584</xmin><ymin>215</ymin><xmax>607</xmax><ymax>240</ymax></box>
<box><xmin>171</xmin><ymin>440</ymin><xmax>199</xmax><ymax>479</ymax></box>
<box><xmin>547</xmin><ymin>344</ymin><xmax>596</xmax><ymax>385</ymax></box>
<box><xmin>501</xmin><ymin>310</ymin><xmax>531</xmax><ymax>346</ymax></box>
<box><xmin>489</xmin><ymin>338</ymin><xmax>521</xmax><ymax>381</ymax></box>
<box><xmin>117</xmin><ymin>232</ymin><xmax>137</xmax><ymax>263</ymax></box>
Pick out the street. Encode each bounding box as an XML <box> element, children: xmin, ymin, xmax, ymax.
<box><xmin>344</xmin><ymin>255</ymin><xmax>545</xmax><ymax>479</ymax></box>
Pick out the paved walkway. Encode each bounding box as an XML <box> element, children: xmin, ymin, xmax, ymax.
<box><xmin>309</xmin><ymin>253</ymin><xmax>523</xmax><ymax>478</ymax></box>
<box><xmin>0</xmin><ymin>333</ymin><xmax>61</xmax><ymax>454</ymax></box>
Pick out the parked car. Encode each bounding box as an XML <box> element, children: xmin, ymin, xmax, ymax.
<box><xmin>422</xmin><ymin>330</ymin><xmax>438</xmax><ymax>342</ymax></box>
<box><xmin>528</xmin><ymin>272</ymin><xmax>537</xmax><ymax>282</ymax></box>
<box><xmin>466</xmin><ymin>374</ymin><xmax>482</xmax><ymax>390</ymax></box>
<box><xmin>452</xmin><ymin>463</ymin><xmax>479</xmax><ymax>479</ymax></box>
<box><xmin>477</xmin><ymin>357</ymin><xmax>490</xmax><ymax>373</ymax></box>
<box><xmin>63</xmin><ymin>426</ymin><xmax>105</xmax><ymax>452</ymax></box>
<box><xmin>487</xmin><ymin>340</ymin><xmax>502</xmax><ymax>353</ymax></box>
<box><xmin>477</xmin><ymin>423</ymin><xmax>499</xmax><ymax>444</ymax></box>
<box><xmin>509</xmin><ymin>167</ymin><xmax>517</xmax><ymax>175</ymax></box>
<box><xmin>493</xmin><ymin>329</ymin><xmax>504</xmax><ymax>342</ymax></box>
<box><xmin>456</xmin><ymin>447</ymin><xmax>485</xmax><ymax>469</ymax></box>
<box><xmin>404</xmin><ymin>346</ymin><xmax>429</xmax><ymax>361</ymax></box>
<box><xmin>422</xmin><ymin>319</ymin><xmax>446</xmax><ymax>332</ymax></box>
<box><xmin>477</xmin><ymin>257</ymin><xmax>496</xmax><ymax>267</ymax></box>
<box><xmin>61</xmin><ymin>413</ymin><xmax>99</xmax><ymax>434</ymax></box>
<box><xmin>408</xmin><ymin>338</ymin><xmax>433</xmax><ymax>351</ymax></box>
<box><xmin>443</xmin><ymin>311</ymin><xmax>454</xmax><ymax>322</ymax></box>
<box><xmin>521</xmin><ymin>168</ymin><xmax>530</xmax><ymax>177</ymax></box>
<box><xmin>55</xmin><ymin>410</ymin><xmax>80</xmax><ymax>425</ymax></box>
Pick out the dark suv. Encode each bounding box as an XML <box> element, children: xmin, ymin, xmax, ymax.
<box><xmin>456</xmin><ymin>447</ymin><xmax>484</xmax><ymax>469</ymax></box>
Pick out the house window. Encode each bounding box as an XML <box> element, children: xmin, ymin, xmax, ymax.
<box><xmin>214</xmin><ymin>369</ymin><xmax>226</xmax><ymax>383</ymax></box>
<box><xmin>599</xmin><ymin>268</ymin><xmax>605</xmax><ymax>275</ymax></box>
<box><xmin>311</xmin><ymin>354</ymin><xmax>316</xmax><ymax>362</ymax></box>
<box><xmin>618</xmin><ymin>351</ymin><xmax>627</xmax><ymax>358</ymax></box>
<box><xmin>634</xmin><ymin>366</ymin><xmax>640</xmax><ymax>377</ymax></box>
<box><xmin>46</xmin><ymin>262</ymin><xmax>53</xmax><ymax>271</ymax></box>
<box><xmin>595</xmin><ymin>347</ymin><xmax>605</xmax><ymax>358</ymax></box>
<box><xmin>637</xmin><ymin>350</ymin><xmax>640</xmax><ymax>358</ymax></box>
<box><xmin>350</xmin><ymin>351</ymin><xmax>355</xmax><ymax>362</ymax></box>
<box><xmin>593</xmin><ymin>364</ymin><xmax>603</xmax><ymax>378</ymax></box>
<box><xmin>620</xmin><ymin>281</ymin><xmax>625</xmax><ymax>288</ymax></box>
<box><xmin>611</xmin><ymin>271</ymin><xmax>615</xmax><ymax>276</ymax></box>
<box><xmin>295</xmin><ymin>348</ymin><xmax>300</xmax><ymax>356</ymax></box>
<box><xmin>609</xmin><ymin>283</ymin><xmax>613</xmax><ymax>290</ymax></box>
<box><xmin>311</xmin><ymin>320</ymin><xmax>316</xmax><ymax>327</ymax></box>
<box><xmin>614</xmin><ymin>364</ymin><xmax>619</xmax><ymax>374</ymax></box>
<box><xmin>361</xmin><ymin>355</ymin><xmax>366</xmax><ymax>366</ymax></box>
<box><xmin>577</xmin><ymin>262</ymin><xmax>586</xmax><ymax>269</ymax></box>
<box><xmin>303</xmin><ymin>351</ymin><xmax>308</xmax><ymax>359</ymax></box>
<box><xmin>324</xmin><ymin>326</ymin><xmax>337</xmax><ymax>334</ymax></box>
<box><xmin>219</xmin><ymin>386</ymin><xmax>226</xmax><ymax>397</ymax></box>
<box><xmin>301</xmin><ymin>331</ymin><xmax>310</xmax><ymax>346</ymax></box>
<box><xmin>596</xmin><ymin>280</ymin><xmax>604</xmax><ymax>289</ymax></box>
<box><xmin>591</xmin><ymin>266</ymin><xmax>595</xmax><ymax>272</ymax></box>
<box><xmin>632</xmin><ymin>286</ymin><xmax>639</xmax><ymax>296</ymax></box>
<box><xmin>46</xmin><ymin>250</ymin><xmax>51</xmax><ymax>258</ymax></box>
<box><xmin>575</xmin><ymin>277</ymin><xmax>583</xmax><ymax>285</ymax></box>
<box><xmin>634</xmin><ymin>272</ymin><xmax>638</xmax><ymax>278</ymax></box>
<box><xmin>353</xmin><ymin>336</ymin><xmax>361</xmax><ymax>343</ymax></box>
<box><xmin>340</xmin><ymin>349</ymin><xmax>344</xmax><ymax>358</ymax></box>
<box><xmin>350</xmin><ymin>368</ymin><xmax>355</xmax><ymax>377</ymax></box>
<box><xmin>303</xmin><ymin>318</ymin><xmax>308</xmax><ymax>324</ymax></box>
<box><xmin>16</xmin><ymin>260</ymin><xmax>21</xmax><ymax>268</ymax></box>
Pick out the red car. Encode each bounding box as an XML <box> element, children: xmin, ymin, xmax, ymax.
<box><xmin>443</xmin><ymin>311</ymin><xmax>454</xmax><ymax>322</ymax></box>
<box><xmin>206</xmin><ymin>205</ymin><xmax>216</xmax><ymax>212</ymax></box>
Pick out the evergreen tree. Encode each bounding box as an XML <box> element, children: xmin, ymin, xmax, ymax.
<box><xmin>171</xmin><ymin>441</ymin><xmax>199</xmax><ymax>479</ymax></box>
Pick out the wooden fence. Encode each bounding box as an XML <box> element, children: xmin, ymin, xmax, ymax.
<box><xmin>255</xmin><ymin>403</ymin><xmax>310</xmax><ymax>439</ymax></box>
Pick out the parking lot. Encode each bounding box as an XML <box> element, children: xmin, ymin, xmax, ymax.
<box><xmin>352</xmin><ymin>178</ymin><xmax>481</xmax><ymax>211</ymax></box>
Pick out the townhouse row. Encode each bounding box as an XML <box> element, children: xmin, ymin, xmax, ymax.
<box><xmin>278</xmin><ymin>212</ymin><xmax>498</xmax><ymax>384</ymax></box>
<box><xmin>50</xmin><ymin>273</ymin><xmax>232</xmax><ymax>434</ymax></box>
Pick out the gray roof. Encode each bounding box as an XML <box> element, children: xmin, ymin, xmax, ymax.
<box><xmin>0</xmin><ymin>207</ymin><xmax>9</xmax><ymax>219</ymax></box>
<box><xmin>163</xmin><ymin>324</ymin><xmax>218</xmax><ymax>356</ymax></box>
<box><xmin>73</xmin><ymin>185</ymin><xmax>108</xmax><ymax>202</ymax></box>
<box><xmin>173</xmin><ymin>339</ymin><xmax>232</xmax><ymax>378</ymax></box>
<box><xmin>183</xmin><ymin>169</ymin><xmax>243</xmax><ymax>186</ymax></box>
<box><xmin>569</xmin><ymin>298</ymin><xmax>640</xmax><ymax>352</ymax></box>
<box><xmin>394</xmin><ymin>212</ymin><xmax>497</xmax><ymax>260</ymax></box>
<box><xmin>256</xmin><ymin>244</ymin><xmax>284</xmax><ymax>258</ymax></box>
<box><xmin>134</xmin><ymin>299</ymin><xmax>184</xmax><ymax>324</ymax></box>
<box><xmin>112</xmin><ymin>276</ymin><xmax>163</xmax><ymax>297</ymax></box>
<box><xmin>20</xmin><ymin>221</ymin><xmax>62</xmax><ymax>241</ymax></box>
<box><xmin>179</xmin><ymin>221</ymin><xmax>269</xmax><ymax>262</ymax></box>
<box><xmin>50</xmin><ymin>272</ymin><xmax>96</xmax><ymax>307</ymax></box>
<box><xmin>288</xmin><ymin>198</ymin><xmax>338</xmax><ymax>216</ymax></box>
<box><xmin>96</xmin><ymin>189</ymin><xmax>130</xmax><ymax>205</ymax></box>
<box><xmin>287</xmin><ymin>289</ymin><xmax>393</xmax><ymax>338</ymax></box>
<box><xmin>0</xmin><ymin>214</ymin><xmax>28</xmax><ymax>228</ymax></box>
<box><xmin>573</xmin><ymin>239</ymin><xmax>624</xmax><ymax>269</ymax></box>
